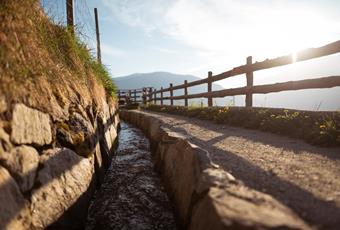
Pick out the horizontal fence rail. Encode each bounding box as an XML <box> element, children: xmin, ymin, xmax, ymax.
<box><xmin>118</xmin><ymin>87</ymin><xmax>154</xmax><ymax>105</ymax></box>
<box><xmin>118</xmin><ymin>40</ymin><xmax>340</xmax><ymax>107</ymax></box>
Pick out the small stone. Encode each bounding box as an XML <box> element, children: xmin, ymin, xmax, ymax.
<box><xmin>0</xmin><ymin>165</ymin><xmax>31</xmax><ymax>230</ymax></box>
<box><xmin>3</xmin><ymin>145</ymin><xmax>39</xmax><ymax>192</ymax></box>
<box><xmin>11</xmin><ymin>103</ymin><xmax>52</xmax><ymax>146</ymax></box>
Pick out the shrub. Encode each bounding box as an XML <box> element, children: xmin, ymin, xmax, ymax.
<box><xmin>145</xmin><ymin>105</ymin><xmax>340</xmax><ymax>147</ymax></box>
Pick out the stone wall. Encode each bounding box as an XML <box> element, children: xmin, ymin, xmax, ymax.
<box><xmin>120</xmin><ymin>110</ymin><xmax>311</xmax><ymax>230</ymax></box>
<box><xmin>0</xmin><ymin>99</ymin><xmax>119</xmax><ymax>229</ymax></box>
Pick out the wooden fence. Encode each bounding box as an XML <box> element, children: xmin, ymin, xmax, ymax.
<box><xmin>118</xmin><ymin>40</ymin><xmax>340</xmax><ymax>107</ymax></box>
<box><xmin>118</xmin><ymin>87</ymin><xmax>154</xmax><ymax>105</ymax></box>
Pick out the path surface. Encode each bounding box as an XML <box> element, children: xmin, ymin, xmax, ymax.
<box><xmin>86</xmin><ymin>122</ymin><xmax>176</xmax><ymax>230</ymax></box>
<box><xmin>141</xmin><ymin>111</ymin><xmax>340</xmax><ymax>230</ymax></box>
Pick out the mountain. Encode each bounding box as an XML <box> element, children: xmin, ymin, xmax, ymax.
<box><xmin>113</xmin><ymin>72</ymin><xmax>231</xmax><ymax>106</ymax></box>
<box><xmin>113</xmin><ymin>72</ymin><xmax>221</xmax><ymax>90</ymax></box>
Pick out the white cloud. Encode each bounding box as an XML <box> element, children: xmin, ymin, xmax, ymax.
<box><xmin>101</xmin><ymin>43</ymin><xmax>126</xmax><ymax>58</ymax></box>
<box><xmin>102</xmin><ymin>0</ymin><xmax>172</xmax><ymax>34</ymax></box>
<box><xmin>102</xmin><ymin>0</ymin><xmax>340</xmax><ymax>73</ymax></box>
<box><xmin>154</xmin><ymin>47</ymin><xmax>178</xmax><ymax>54</ymax></box>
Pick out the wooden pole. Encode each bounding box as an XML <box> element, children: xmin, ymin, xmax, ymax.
<box><xmin>170</xmin><ymin>83</ymin><xmax>173</xmax><ymax>106</ymax></box>
<box><xmin>184</xmin><ymin>80</ymin><xmax>188</xmax><ymax>107</ymax></box>
<box><xmin>207</xmin><ymin>71</ymin><xmax>213</xmax><ymax>107</ymax></box>
<box><xmin>134</xmin><ymin>89</ymin><xmax>137</xmax><ymax>103</ymax></box>
<box><xmin>94</xmin><ymin>8</ymin><xmax>102</xmax><ymax>64</ymax></box>
<box><xmin>153</xmin><ymin>89</ymin><xmax>157</xmax><ymax>104</ymax></box>
<box><xmin>246</xmin><ymin>56</ymin><xmax>253</xmax><ymax>107</ymax></box>
<box><xmin>148</xmin><ymin>87</ymin><xmax>153</xmax><ymax>103</ymax></box>
<box><xmin>142</xmin><ymin>88</ymin><xmax>146</xmax><ymax>104</ymax></box>
<box><xmin>128</xmin><ymin>90</ymin><xmax>131</xmax><ymax>104</ymax></box>
<box><xmin>66</xmin><ymin>0</ymin><xmax>74</xmax><ymax>34</ymax></box>
<box><xmin>160</xmin><ymin>87</ymin><xmax>163</xmax><ymax>106</ymax></box>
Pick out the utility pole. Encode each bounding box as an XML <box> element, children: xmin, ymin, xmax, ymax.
<box><xmin>66</xmin><ymin>0</ymin><xmax>74</xmax><ymax>34</ymax></box>
<box><xmin>94</xmin><ymin>8</ymin><xmax>102</xmax><ymax>64</ymax></box>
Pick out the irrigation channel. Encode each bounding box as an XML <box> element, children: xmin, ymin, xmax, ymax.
<box><xmin>86</xmin><ymin>122</ymin><xmax>177</xmax><ymax>230</ymax></box>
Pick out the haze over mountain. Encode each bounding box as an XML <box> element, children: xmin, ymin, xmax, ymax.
<box><xmin>113</xmin><ymin>72</ymin><xmax>220</xmax><ymax>90</ymax></box>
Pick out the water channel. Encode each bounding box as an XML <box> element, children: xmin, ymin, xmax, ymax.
<box><xmin>86</xmin><ymin>122</ymin><xmax>177</xmax><ymax>230</ymax></box>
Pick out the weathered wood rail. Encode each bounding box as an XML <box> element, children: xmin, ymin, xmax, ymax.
<box><xmin>118</xmin><ymin>87</ymin><xmax>154</xmax><ymax>105</ymax></box>
<box><xmin>118</xmin><ymin>40</ymin><xmax>340</xmax><ymax>107</ymax></box>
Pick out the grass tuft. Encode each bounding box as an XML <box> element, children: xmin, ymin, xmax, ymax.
<box><xmin>145</xmin><ymin>104</ymin><xmax>340</xmax><ymax>147</ymax></box>
<box><xmin>38</xmin><ymin>21</ymin><xmax>116</xmax><ymax>97</ymax></box>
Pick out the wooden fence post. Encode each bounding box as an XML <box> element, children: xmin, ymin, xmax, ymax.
<box><xmin>246</xmin><ymin>56</ymin><xmax>253</xmax><ymax>107</ymax></box>
<box><xmin>133</xmin><ymin>89</ymin><xmax>137</xmax><ymax>103</ymax></box>
<box><xmin>160</xmin><ymin>87</ymin><xmax>163</xmax><ymax>106</ymax></box>
<box><xmin>66</xmin><ymin>0</ymin><xmax>74</xmax><ymax>34</ymax></box>
<box><xmin>94</xmin><ymin>8</ymin><xmax>101</xmax><ymax>64</ymax></box>
<box><xmin>170</xmin><ymin>83</ymin><xmax>173</xmax><ymax>106</ymax></box>
<box><xmin>184</xmin><ymin>80</ymin><xmax>188</xmax><ymax>107</ymax></box>
<box><xmin>148</xmin><ymin>87</ymin><xmax>153</xmax><ymax>103</ymax></box>
<box><xmin>142</xmin><ymin>88</ymin><xmax>146</xmax><ymax>104</ymax></box>
<box><xmin>153</xmin><ymin>89</ymin><xmax>157</xmax><ymax>104</ymax></box>
<box><xmin>207</xmin><ymin>71</ymin><xmax>213</xmax><ymax>107</ymax></box>
<box><xmin>128</xmin><ymin>90</ymin><xmax>131</xmax><ymax>104</ymax></box>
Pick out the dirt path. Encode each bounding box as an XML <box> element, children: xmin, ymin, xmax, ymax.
<box><xmin>86</xmin><ymin>122</ymin><xmax>176</xmax><ymax>230</ymax></box>
<box><xmin>140</xmin><ymin>111</ymin><xmax>340</xmax><ymax>230</ymax></box>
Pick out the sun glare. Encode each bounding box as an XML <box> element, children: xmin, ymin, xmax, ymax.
<box><xmin>291</xmin><ymin>52</ymin><xmax>297</xmax><ymax>63</ymax></box>
<box><xmin>249</xmin><ymin>8</ymin><xmax>331</xmax><ymax>60</ymax></box>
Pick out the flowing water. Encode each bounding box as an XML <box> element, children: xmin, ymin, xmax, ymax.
<box><xmin>86</xmin><ymin>122</ymin><xmax>176</xmax><ymax>230</ymax></box>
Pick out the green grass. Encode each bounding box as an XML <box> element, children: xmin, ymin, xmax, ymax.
<box><xmin>38</xmin><ymin>22</ymin><xmax>116</xmax><ymax>97</ymax></box>
<box><xmin>145</xmin><ymin>104</ymin><xmax>340</xmax><ymax>147</ymax></box>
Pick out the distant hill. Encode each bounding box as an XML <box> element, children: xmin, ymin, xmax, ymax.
<box><xmin>113</xmin><ymin>72</ymin><xmax>230</xmax><ymax>105</ymax></box>
<box><xmin>113</xmin><ymin>72</ymin><xmax>222</xmax><ymax>90</ymax></box>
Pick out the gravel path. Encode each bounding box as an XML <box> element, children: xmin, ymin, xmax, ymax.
<box><xmin>86</xmin><ymin>122</ymin><xmax>176</xmax><ymax>230</ymax></box>
<box><xmin>141</xmin><ymin>111</ymin><xmax>340</xmax><ymax>230</ymax></box>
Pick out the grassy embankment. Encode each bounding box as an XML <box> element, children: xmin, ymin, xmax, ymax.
<box><xmin>0</xmin><ymin>0</ymin><xmax>116</xmax><ymax>118</ymax></box>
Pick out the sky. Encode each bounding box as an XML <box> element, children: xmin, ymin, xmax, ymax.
<box><xmin>42</xmin><ymin>0</ymin><xmax>340</xmax><ymax>110</ymax></box>
<box><xmin>80</xmin><ymin>0</ymin><xmax>340</xmax><ymax>76</ymax></box>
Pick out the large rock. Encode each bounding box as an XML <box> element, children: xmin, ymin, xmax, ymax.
<box><xmin>190</xmin><ymin>171</ymin><xmax>310</xmax><ymax>230</ymax></box>
<box><xmin>1</xmin><ymin>145</ymin><xmax>39</xmax><ymax>192</ymax></box>
<box><xmin>105</xmin><ymin>125</ymin><xmax>117</xmax><ymax>151</ymax></box>
<box><xmin>100</xmin><ymin>100</ymin><xmax>118</xmax><ymax>151</ymax></box>
<box><xmin>0</xmin><ymin>165</ymin><xmax>31</xmax><ymax>230</ymax></box>
<box><xmin>56</xmin><ymin>112</ymin><xmax>96</xmax><ymax>157</ymax></box>
<box><xmin>114</xmin><ymin>113</ymin><xmax>120</xmax><ymax>130</ymax></box>
<box><xmin>31</xmin><ymin>148</ymin><xmax>94</xmax><ymax>229</ymax></box>
<box><xmin>158</xmin><ymin>133</ymin><xmax>198</xmax><ymax>224</ymax></box>
<box><xmin>93</xmin><ymin>142</ymin><xmax>105</xmax><ymax>186</ymax></box>
<box><xmin>11</xmin><ymin>103</ymin><xmax>52</xmax><ymax>146</ymax></box>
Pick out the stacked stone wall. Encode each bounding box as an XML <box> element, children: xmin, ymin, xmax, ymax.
<box><xmin>0</xmin><ymin>99</ymin><xmax>119</xmax><ymax>229</ymax></box>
